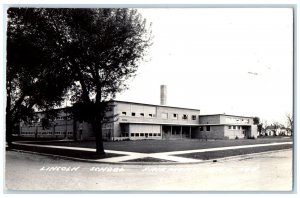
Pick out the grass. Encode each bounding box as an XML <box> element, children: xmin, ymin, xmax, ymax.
<box><xmin>19</xmin><ymin>137</ymin><xmax>292</xmax><ymax>153</ymax></box>
<box><xmin>174</xmin><ymin>144</ymin><xmax>292</xmax><ymax>160</ymax></box>
<box><xmin>124</xmin><ymin>157</ymin><xmax>174</xmax><ymax>163</ymax></box>
<box><xmin>10</xmin><ymin>144</ymin><xmax>124</xmax><ymax>160</ymax></box>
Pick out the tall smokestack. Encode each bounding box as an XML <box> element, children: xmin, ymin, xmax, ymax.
<box><xmin>160</xmin><ymin>85</ymin><xmax>167</xmax><ymax>105</ymax></box>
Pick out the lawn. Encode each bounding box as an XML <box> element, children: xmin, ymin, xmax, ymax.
<box><xmin>20</xmin><ymin>137</ymin><xmax>293</xmax><ymax>153</ymax></box>
<box><xmin>174</xmin><ymin>144</ymin><xmax>292</xmax><ymax>160</ymax></box>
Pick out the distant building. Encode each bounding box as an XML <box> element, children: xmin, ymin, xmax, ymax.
<box><xmin>264</xmin><ymin>126</ymin><xmax>291</xmax><ymax>136</ymax></box>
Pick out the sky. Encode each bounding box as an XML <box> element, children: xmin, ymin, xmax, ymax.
<box><xmin>115</xmin><ymin>8</ymin><xmax>293</xmax><ymax>125</ymax></box>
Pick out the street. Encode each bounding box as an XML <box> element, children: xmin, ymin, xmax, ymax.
<box><xmin>5</xmin><ymin>149</ymin><xmax>293</xmax><ymax>191</ymax></box>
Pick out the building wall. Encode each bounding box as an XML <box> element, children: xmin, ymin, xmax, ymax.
<box><xmin>19</xmin><ymin>102</ymin><xmax>257</xmax><ymax>141</ymax></box>
<box><xmin>224</xmin><ymin>125</ymin><xmax>245</xmax><ymax>139</ymax></box>
<box><xmin>129</xmin><ymin>124</ymin><xmax>162</xmax><ymax>140</ymax></box>
<box><xmin>20</xmin><ymin>110</ymin><xmax>94</xmax><ymax>140</ymax></box>
<box><xmin>250</xmin><ymin>125</ymin><xmax>258</xmax><ymax>138</ymax></box>
<box><xmin>220</xmin><ymin>115</ymin><xmax>253</xmax><ymax>125</ymax></box>
<box><xmin>156</xmin><ymin>106</ymin><xmax>199</xmax><ymax>124</ymax></box>
<box><xmin>199</xmin><ymin>115</ymin><xmax>220</xmax><ymax>125</ymax></box>
<box><xmin>116</xmin><ymin>102</ymin><xmax>157</xmax><ymax>118</ymax></box>
<box><xmin>113</xmin><ymin>101</ymin><xmax>200</xmax><ymax>139</ymax></box>
<box><xmin>115</xmin><ymin>102</ymin><xmax>199</xmax><ymax>125</ymax></box>
<box><xmin>197</xmin><ymin>125</ymin><xmax>226</xmax><ymax>139</ymax></box>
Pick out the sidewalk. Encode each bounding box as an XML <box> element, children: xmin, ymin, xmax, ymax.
<box><xmin>10</xmin><ymin>141</ymin><xmax>293</xmax><ymax>164</ymax></box>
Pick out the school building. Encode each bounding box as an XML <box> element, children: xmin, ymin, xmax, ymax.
<box><xmin>19</xmin><ymin>85</ymin><xmax>258</xmax><ymax>140</ymax></box>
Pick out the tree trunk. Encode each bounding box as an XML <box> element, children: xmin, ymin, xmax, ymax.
<box><xmin>92</xmin><ymin>118</ymin><xmax>105</xmax><ymax>155</ymax></box>
<box><xmin>6</xmin><ymin>114</ymin><xmax>13</xmax><ymax>148</ymax></box>
<box><xmin>6</xmin><ymin>87</ymin><xmax>13</xmax><ymax>147</ymax></box>
<box><xmin>73</xmin><ymin>119</ymin><xmax>78</xmax><ymax>142</ymax></box>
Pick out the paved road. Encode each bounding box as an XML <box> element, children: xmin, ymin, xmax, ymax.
<box><xmin>5</xmin><ymin>149</ymin><xmax>293</xmax><ymax>191</ymax></box>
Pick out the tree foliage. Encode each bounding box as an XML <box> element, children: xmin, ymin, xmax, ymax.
<box><xmin>253</xmin><ymin>117</ymin><xmax>260</xmax><ymax>125</ymax></box>
<box><xmin>6</xmin><ymin>8</ymin><xmax>73</xmax><ymax>145</ymax></box>
<box><xmin>63</xmin><ymin>9</ymin><xmax>152</xmax><ymax>154</ymax></box>
<box><xmin>6</xmin><ymin>8</ymin><xmax>152</xmax><ymax>154</ymax></box>
<box><xmin>286</xmin><ymin>113</ymin><xmax>293</xmax><ymax>136</ymax></box>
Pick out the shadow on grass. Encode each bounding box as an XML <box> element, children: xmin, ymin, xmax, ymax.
<box><xmin>9</xmin><ymin>144</ymin><xmax>125</xmax><ymax>160</ymax></box>
<box><xmin>124</xmin><ymin>157</ymin><xmax>174</xmax><ymax>163</ymax></box>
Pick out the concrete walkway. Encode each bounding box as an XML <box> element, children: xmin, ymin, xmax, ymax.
<box><xmin>12</xmin><ymin>141</ymin><xmax>292</xmax><ymax>164</ymax></box>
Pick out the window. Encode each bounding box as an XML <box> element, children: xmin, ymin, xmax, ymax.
<box><xmin>140</xmin><ymin>133</ymin><xmax>144</xmax><ymax>136</ymax></box>
<box><xmin>149</xmin><ymin>133</ymin><xmax>153</xmax><ymax>137</ymax></box>
<box><xmin>238</xmin><ymin>126</ymin><xmax>241</xmax><ymax>130</ymax></box>
<box><xmin>122</xmin><ymin>112</ymin><xmax>127</xmax><ymax>116</ymax></box>
<box><xmin>157</xmin><ymin>133</ymin><xmax>161</xmax><ymax>136</ymax></box>
<box><xmin>131</xmin><ymin>133</ymin><xmax>134</xmax><ymax>137</ymax></box>
<box><xmin>233</xmin><ymin>126</ymin><xmax>236</xmax><ymax>130</ymax></box>
<box><xmin>148</xmin><ymin>114</ymin><xmax>153</xmax><ymax>117</ymax></box>
<box><xmin>228</xmin><ymin>126</ymin><xmax>231</xmax><ymax>129</ymax></box>
<box><xmin>135</xmin><ymin>133</ymin><xmax>140</xmax><ymax>137</ymax></box>
<box><xmin>140</xmin><ymin>113</ymin><xmax>144</xmax><ymax>117</ymax></box>
<box><xmin>192</xmin><ymin>115</ymin><xmax>197</xmax><ymax>120</ymax></box>
<box><xmin>206</xmin><ymin>126</ymin><xmax>210</xmax><ymax>131</ymax></box>
<box><xmin>173</xmin><ymin>114</ymin><xmax>178</xmax><ymax>119</ymax></box>
<box><xmin>153</xmin><ymin>133</ymin><xmax>157</xmax><ymax>136</ymax></box>
<box><xmin>182</xmin><ymin>114</ymin><xmax>188</xmax><ymax>120</ymax></box>
<box><xmin>200</xmin><ymin>126</ymin><xmax>203</xmax><ymax>131</ymax></box>
<box><xmin>131</xmin><ymin>112</ymin><xmax>136</xmax><ymax>116</ymax></box>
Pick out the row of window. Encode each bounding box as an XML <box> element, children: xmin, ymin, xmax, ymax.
<box><xmin>122</xmin><ymin>112</ymin><xmax>154</xmax><ymax>117</ymax></box>
<box><xmin>162</xmin><ymin>113</ymin><xmax>196</xmax><ymax>120</ymax></box>
<box><xmin>228</xmin><ymin>126</ymin><xmax>243</xmax><ymax>130</ymax></box>
<box><xmin>30</xmin><ymin>116</ymin><xmax>72</xmax><ymax>123</ymax></box>
<box><xmin>225</xmin><ymin>117</ymin><xmax>250</xmax><ymax>124</ymax></box>
<box><xmin>122</xmin><ymin>132</ymin><xmax>162</xmax><ymax>137</ymax></box>
<box><xmin>199</xmin><ymin>126</ymin><xmax>245</xmax><ymax>132</ymax></box>
<box><xmin>121</xmin><ymin>111</ymin><xmax>197</xmax><ymax>120</ymax></box>
<box><xmin>21</xmin><ymin>131</ymin><xmax>73</xmax><ymax>135</ymax></box>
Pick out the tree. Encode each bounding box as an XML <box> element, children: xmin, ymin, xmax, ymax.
<box><xmin>6</xmin><ymin>8</ymin><xmax>72</xmax><ymax>146</ymax></box>
<box><xmin>63</xmin><ymin>9</ymin><xmax>152</xmax><ymax>155</ymax></box>
<box><xmin>253</xmin><ymin>117</ymin><xmax>260</xmax><ymax>125</ymax></box>
<box><xmin>270</xmin><ymin>121</ymin><xmax>283</xmax><ymax>136</ymax></box>
<box><xmin>253</xmin><ymin>117</ymin><xmax>263</xmax><ymax>135</ymax></box>
<box><xmin>7</xmin><ymin>8</ymin><xmax>152</xmax><ymax>155</ymax></box>
<box><xmin>286</xmin><ymin>113</ymin><xmax>293</xmax><ymax>136</ymax></box>
<box><xmin>263</xmin><ymin>120</ymin><xmax>268</xmax><ymax>130</ymax></box>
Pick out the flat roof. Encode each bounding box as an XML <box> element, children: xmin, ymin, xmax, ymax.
<box><xmin>199</xmin><ymin>114</ymin><xmax>254</xmax><ymax>118</ymax></box>
<box><xmin>119</xmin><ymin>121</ymin><xmax>200</xmax><ymax>126</ymax></box>
<box><xmin>112</xmin><ymin>100</ymin><xmax>200</xmax><ymax>111</ymax></box>
<box><xmin>198</xmin><ymin>123</ymin><xmax>252</xmax><ymax>126</ymax></box>
<box><xmin>119</xmin><ymin>122</ymin><xmax>252</xmax><ymax>127</ymax></box>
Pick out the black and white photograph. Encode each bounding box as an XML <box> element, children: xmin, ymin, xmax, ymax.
<box><xmin>2</xmin><ymin>1</ymin><xmax>296</xmax><ymax>194</ymax></box>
